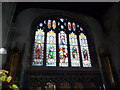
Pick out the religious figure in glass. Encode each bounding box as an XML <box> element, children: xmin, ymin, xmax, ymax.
<box><xmin>46</xmin><ymin>30</ymin><xmax>56</xmax><ymax>66</ymax></box>
<box><xmin>59</xmin><ymin>31</ymin><xmax>68</xmax><ymax>67</ymax></box>
<box><xmin>36</xmin><ymin>43</ymin><xmax>42</xmax><ymax>59</ymax></box>
<box><xmin>83</xmin><ymin>49</ymin><xmax>88</xmax><ymax>61</ymax></box>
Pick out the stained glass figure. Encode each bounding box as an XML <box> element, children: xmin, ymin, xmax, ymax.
<box><xmin>72</xmin><ymin>23</ymin><xmax>76</xmax><ymax>31</ymax></box>
<box><xmin>46</xmin><ymin>30</ymin><xmax>56</xmax><ymax>66</ymax></box>
<box><xmin>79</xmin><ymin>33</ymin><xmax>92</xmax><ymax>67</ymax></box>
<box><xmin>69</xmin><ymin>32</ymin><xmax>80</xmax><ymax>67</ymax></box>
<box><xmin>47</xmin><ymin>20</ymin><xmax>51</xmax><ymax>29</ymax></box>
<box><xmin>68</xmin><ymin>22</ymin><xmax>71</xmax><ymax>31</ymax></box>
<box><xmin>59</xmin><ymin>31</ymin><xmax>68</xmax><ymax>67</ymax></box>
<box><xmin>52</xmin><ymin>20</ymin><xmax>56</xmax><ymax>29</ymax></box>
<box><xmin>32</xmin><ymin>29</ymin><xmax>44</xmax><ymax>66</ymax></box>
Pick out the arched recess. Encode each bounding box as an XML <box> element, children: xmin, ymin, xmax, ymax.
<box><xmin>60</xmin><ymin>81</ymin><xmax>71</xmax><ymax>89</ymax></box>
<box><xmin>74</xmin><ymin>82</ymin><xmax>84</xmax><ymax>89</ymax></box>
<box><xmin>29</xmin><ymin>82</ymin><xmax>42</xmax><ymax>90</ymax></box>
<box><xmin>30</xmin><ymin>11</ymin><xmax>98</xmax><ymax>68</ymax></box>
<box><xmin>45</xmin><ymin>81</ymin><xmax>56</xmax><ymax>90</ymax></box>
<box><xmin>85</xmin><ymin>82</ymin><xmax>97</xmax><ymax>88</ymax></box>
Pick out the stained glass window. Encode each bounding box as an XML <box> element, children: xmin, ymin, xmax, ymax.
<box><xmin>46</xmin><ymin>30</ymin><xmax>56</xmax><ymax>66</ymax></box>
<box><xmin>32</xmin><ymin>17</ymin><xmax>93</xmax><ymax>68</ymax></box>
<box><xmin>79</xmin><ymin>33</ymin><xmax>92</xmax><ymax>67</ymax></box>
<box><xmin>69</xmin><ymin>32</ymin><xmax>80</xmax><ymax>67</ymax></box>
<box><xmin>32</xmin><ymin>28</ymin><xmax>44</xmax><ymax>66</ymax></box>
<box><xmin>59</xmin><ymin>31</ymin><xmax>68</xmax><ymax>67</ymax></box>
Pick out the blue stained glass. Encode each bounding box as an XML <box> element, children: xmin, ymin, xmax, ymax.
<box><xmin>64</xmin><ymin>22</ymin><xmax>66</xmax><ymax>26</ymax></box>
<box><xmin>58</xmin><ymin>22</ymin><xmax>60</xmax><ymax>26</ymax></box>
<box><xmin>44</xmin><ymin>20</ymin><xmax>46</xmax><ymax>24</ymax></box>
<box><xmin>61</xmin><ymin>25</ymin><xmax>64</xmax><ymax>29</ymax></box>
<box><xmin>39</xmin><ymin>23</ymin><xmax>43</xmax><ymax>27</ymax></box>
<box><xmin>37</xmin><ymin>28</ymin><xmax>42</xmax><ymax>31</ymax></box>
<box><xmin>60</xmin><ymin>18</ymin><xmax>64</xmax><ymax>22</ymax></box>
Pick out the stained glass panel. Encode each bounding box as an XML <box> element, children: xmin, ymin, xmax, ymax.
<box><xmin>69</xmin><ymin>32</ymin><xmax>80</xmax><ymax>67</ymax></box>
<box><xmin>39</xmin><ymin>23</ymin><xmax>43</xmax><ymax>27</ymax></box>
<box><xmin>32</xmin><ymin>28</ymin><xmax>44</xmax><ymax>66</ymax></box>
<box><xmin>79</xmin><ymin>33</ymin><xmax>92</xmax><ymax>67</ymax></box>
<box><xmin>72</xmin><ymin>23</ymin><xmax>76</xmax><ymax>31</ymax></box>
<box><xmin>52</xmin><ymin>20</ymin><xmax>56</xmax><ymax>29</ymax></box>
<box><xmin>60</xmin><ymin>18</ymin><xmax>64</xmax><ymax>22</ymax></box>
<box><xmin>61</xmin><ymin>25</ymin><xmax>64</xmax><ymax>29</ymax></box>
<box><xmin>46</xmin><ymin>30</ymin><xmax>56</xmax><ymax>66</ymax></box>
<box><xmin>68</xmin><ymin>22</ymin><xmax>71</xmax><ymax>31</ymax></box>
<box><xmin>44</xmin><ymin>20</ymin><xmax>46</xmax><ymax>24</ymax></box>
<box><xmin>33</xmin><ymin>17</ymin><xmax>93</xmax><ymax>68</ymax></box>
<box><xmin>80</xmin><ymin>27</ymin><xmax>83</xmax><ymax>31</ymax></box>
<box><xmin>59</xmin><ymin>31</ymin><xmax>68</xmax><ymax>67</ymax></box>
<box><xmin>48</xmin><ymin>20</ymin><xmax>51</xmax><ymax>29</ymax></box>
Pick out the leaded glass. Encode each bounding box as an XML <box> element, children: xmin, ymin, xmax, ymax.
<box><xmin>52</xmin><ymin>20</ymin><xmax>56</xmax><ymax>29</ymax></box>
<box><xmin>46</xmin><ymin>30</ymin><xmax>56</xmax><ymax>66</ymax></box>
<box><xmin>68</xmin><ymin>22</ymin><xmax>71</xmax><ymax>31</ymax></box>
<box><xmin>79</xmin><ymin>33</ymin><xmax>92</xmax><ymax>67</ymax></box>
<box><xmin>69</xmin><ymin>32</ymin><xmax>80</xmax><ymax>67</ymax></box>
<box><xmin>32</xmin><ymin>28</ymin><xmax>44</xmax><ymax>66</ymax></box>
<box><xmin>72</xmin><ymin>22</ymin><xmax>76</xmax><ymax>31</ymax></box>
<box><xmin>59</xmin><ymin>31</ymin><xmax>68</xmax><ymax>67</ymax></box>
<box><xmin>48</xmin><ymin>20</ymin><xmax>51</xmax><ymax>29</ymax></box>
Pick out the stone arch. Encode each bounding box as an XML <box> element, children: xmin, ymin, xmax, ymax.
<box><xmin>60</xmin><ymin>80</ymin><xmax>71</xmax><ymax>89</ymax></box>
<box><xmin>44</xmin><ymin>80</ymin><xmax>56</xmax><ymax>90</ymax></box>
<box><xmin>29</xmin><ymin>82</ymin><xmax>42</xmax><ymax>90</ymax></box>
<box><xmin>74</xmin><ymin>82</ymin><xmax>84</xmax><ymax>89</ymax></box>
<box><xmin>85</xmin><ymin>82</ymin><xmax>97</xmax><ymax>88</ymax></box>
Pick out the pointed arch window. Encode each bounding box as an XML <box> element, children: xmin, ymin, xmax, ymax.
<box><xmin>46</xmin><ymin>30</ymin><xmax>56</xmax><ymax>66</ymax></box>
<box><xmin>58</xmin><ymin>31</ymin><xmax>68</xmax><ymax>67</ymax></box>
<box><xmin>32</xmin><ymin>28</ymin><xmax>44</xmax><ymax>66</ymax></box>
<box><xmin>69</xmin><ymin>32</ymin><xmax>80</xmax><ymax>67</ymax></box>
<box><xmin>79</xmin><ymin>32</ymin><xmax>92</xmax><ymax>67</ymax></box>
<box><xmin>32</xmin><ymin>16</ymin><xmax>92</xmax><ymax>67</ymax></box>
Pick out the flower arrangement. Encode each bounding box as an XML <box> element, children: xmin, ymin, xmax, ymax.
<box><xmin>0</xmin><ymin>70</ymin><xmax>19</xmax><ymax>90</ymax></box>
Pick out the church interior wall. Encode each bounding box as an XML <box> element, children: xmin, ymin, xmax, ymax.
<box><xmin>103</xmin><ymin>3</ymin><xmax>120</xmax><ymax>84</ymax></box>
<box><xmin>1</xmin><ymin>2</ymin><xmax>120</xmax><ymax>88</ymax></box>
<box><xmin>2</xmin><ymin>2</ymin><xmax>16</xmax><ymax>67</ymax></box>
<box><xmin>14</xmin><ymin>8</ymin><xmax>105</xmax><ymax>87</ymax></box>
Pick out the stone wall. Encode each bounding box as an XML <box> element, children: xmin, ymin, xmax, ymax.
<box><xmin>103</xmin><ymin>3</ymin><xmax>120</xmax><ymax>85</ymax></box>
<box><xmin>14</xmin><ymin>8</ymin><xmax>104</xmax><ymax>88</ymax></box>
